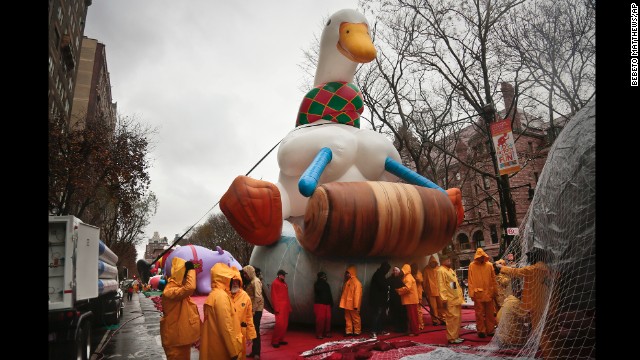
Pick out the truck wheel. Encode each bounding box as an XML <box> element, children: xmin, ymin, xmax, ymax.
<box><xmin>74</xmin><ymin>322</ymin><xmax>91</xmax><ymax>360</ymax></box>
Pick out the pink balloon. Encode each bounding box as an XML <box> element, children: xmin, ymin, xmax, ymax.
<box><xmin>163</xmin><ymin>245</ymin><xmax>242</xmax><ymax>295</ymax></box>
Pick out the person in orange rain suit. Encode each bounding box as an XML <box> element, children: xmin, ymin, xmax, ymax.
<box><xmin>159</xmin><ymin>257</ymin><xmax>201</xmax><ymax>360</ymax></box>
<box><xmin>230</xmin><ymin>268</ymin><xmax>257</xmax><ymax>360</ymax></box>
<box><xmin>468</xmin><ymin>247</ymin><xmax>497</xmax><ymax>338</ymax></box>
<box><xmin>495</xmin><ymin>247</ymin><xmax>554</xmax><ymax>334</ymax></box>
<box><xmin>200</xmin><ymin>263</ymin><xmax>243</xmax><ymax>360</ymax></box>
<box><xmin>396</xmin><ymin>264</ymin><xmax>420</xmax><ymax>336</ymax></box>
<box><xmin>339</xmin><ymin>265</ymin><xmax>363</xmax><ymax>336</ymax></box>
<box><xmin>270</xmin><ymin>269</ymin><xmax>292</xmax><ymax>347</ymax></box>
<box><xmin>437</xmin><ymin>254</ymin><xmax>465</xmax><ymax>344</ymax></box>
<box><xmin>423</xmin><ymin>255</ymin><xmax>445</xmax><ymax>326</ymax></box>
<box><xmin>411</xmin><ymin>263</ymin><xmax>425</xmax><ymax>330</ymax></box>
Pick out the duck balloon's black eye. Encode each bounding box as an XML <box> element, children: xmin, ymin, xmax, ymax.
<box><xmin>326</xmin><ymin>19</ymin><xmax>331</xmax><ymax>26</ymax></box>
<box><xmin>346</xmin><ymin>30</ymin><xmax>350</xmax><ymax>34</ymax></box>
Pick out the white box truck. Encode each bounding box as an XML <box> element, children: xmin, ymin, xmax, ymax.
<box><xmin>48</xmin><ymin>215</ymin><xmax>124</xmax><ymax>360</ymax></box>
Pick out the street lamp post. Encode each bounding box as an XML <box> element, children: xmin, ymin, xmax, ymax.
<box><xmin>481</xmin><ymin>104</ymin><xmax>519</xmax><ymax>258</ymax></box>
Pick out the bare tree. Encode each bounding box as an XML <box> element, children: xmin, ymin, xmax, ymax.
<box><xmin>187</xmin><ymin>213</ymin><xmax>254</xmax><ymax>265</ymax></box>
<box><xmin>49</xmin><ymin>112</ymin><xmax>157</xmax><ymax>262</ymax></box>
<box><xmin>498</xmin><ymin>0</ymin><xmax>595</xmax><ymax>136</ymax></box>
<box><xmin>356</xmin><ymin>0</ymin><xmax>525</xmax><ymax>227</ymax></box>
<box><xmin>99</xmin><ymin>192</ymin><xmax>158</xmax><ymax>248</ymax></box>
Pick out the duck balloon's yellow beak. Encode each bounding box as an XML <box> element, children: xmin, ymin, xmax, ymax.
<box><xmin>337</xmin><ymin>22</ymin><xmax>377</xmax><ymax>63</ymax></box>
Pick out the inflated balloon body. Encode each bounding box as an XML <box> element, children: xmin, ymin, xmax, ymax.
<box><xmin>149</xmin><ymin>275</ymin><xmax>162</xmax><ymax>290</ymax></box>
<box><xmin>254</xmin><ymin>222</ymin><xmax>431</xmax><ymax>325</ymax></box>
<box><xmin>219</xmin><ymin>9</ymin><xmax>464</xmax><ymax>324</ymax></box>
<box><xmin>163</xmin><ymin>244</ymin><xmax>242</xmax><ymax>295</ymax></box>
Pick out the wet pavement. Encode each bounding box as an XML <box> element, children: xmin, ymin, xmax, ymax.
<box><xmin>90</xmin><ymin>292</ymin><xmax>199</xmax><ymax>359</ymax></box>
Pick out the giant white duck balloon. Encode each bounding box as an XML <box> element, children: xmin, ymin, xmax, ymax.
<box><xmin>220</xmin><ymin>9</ymin><xmax>464</xmax><ymax>324</ymax></box>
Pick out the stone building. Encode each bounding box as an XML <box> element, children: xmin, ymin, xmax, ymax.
<box><xmin>144</xmin><ymin>232</ymin><xmax>169</xmax><ymax>263</ymax></box>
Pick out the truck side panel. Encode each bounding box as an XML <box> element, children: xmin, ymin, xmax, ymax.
<box><xmin>76</xmin><ymin>223</ymin><xmax>99</xmax><ymax>301</ymax></box>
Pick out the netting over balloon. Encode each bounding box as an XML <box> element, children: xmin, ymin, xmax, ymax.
<box><xmin>472</xmin><ymin>97</ymin><xmax>596</xmax><ymax>359</ymax></box>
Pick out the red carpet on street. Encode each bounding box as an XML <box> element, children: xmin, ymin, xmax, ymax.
<box><xmin>173</xmin><ymin>295</ymin><xmax>506</xmax><ymax>360</ymax></box>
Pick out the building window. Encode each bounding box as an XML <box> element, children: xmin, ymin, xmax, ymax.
<box><xmin>486</xmin><ymin>199</ymin><xmax>494</xmax><ymax>214</ymax></box>
<box><xmin>457</xmin><ymin>233</ymin><xmax>470</xmax><ymax>250</ymax></box>
<box><xmin>455</xmin><ymin>172</ymin><xmax>461</xmax><ymax>181</ymax></box>
<box><xmin>483</xmin><ymin>175</ymin><xmax>491</xmax><ymax>189</ymax></box>
<box><xmin>528</xmin><ymin>141</ymin><xmax>534</xmax><ymax>153</ymax></box>
<box><xmin>533</xmin><ymin>172</ymin><xmax>539</xmax><ymax>183</ymax></box>
<box><xmin>490</xmin><ymin>224</ymin><xmax>499</xmax><ymax>244</ymax></box>
<box><xmin>473</xmin><ymin>231</ymin><xmax>485</xmax><ymax>249</ymax></box>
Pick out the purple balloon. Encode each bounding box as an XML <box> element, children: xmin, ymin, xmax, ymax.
<box><xmin>163</xmin><ymin>244</ymin><xmax>242</xmax><ymax>295</ymax></box>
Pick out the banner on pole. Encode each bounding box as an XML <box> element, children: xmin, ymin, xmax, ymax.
<box><xmin>490</xmin><ymin>119</ymin><xmax>521</xmax><ymax>175</ymax></box>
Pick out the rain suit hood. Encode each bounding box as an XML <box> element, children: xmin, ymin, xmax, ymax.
<box><xmin>210</xmin><ymin>262</ymin><xmax>236</xmax><ymax>295</ymax></box>
<box><xmin>429</xmin><ymin>255</ymin><xmax>440</xmax><ymax>267</ymax></box>
<box><xmin>474</xmin><ymin>247</ymin><xmax>490</xmax><ymax>261</ymax></box>
<box><xmin>243</xmin><ymin>265</ymin><xmax>257</xmax><ymax>281</ymax></box>
<box><xmin>346</xmin><ymin>265</ymin><xmax>358</xmax><ymax>278</ymax></box>
<box><xmin>170</xmin><ymin>257</ymin><xmax>187</xmax><ymax>283</ymax></box>
<box><xmin>401</xmin><ymin>264</ymin><xmax>412</xmax><ymax>276</ymax></box>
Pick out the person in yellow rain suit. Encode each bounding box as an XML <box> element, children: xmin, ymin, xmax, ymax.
<box><xmin>159</xmin><ymin>257</ymin><xmax>201</xmax><ymax>360</ymax></box>
<box><xmin>468</xmin><ymin>247</ymin><xmax>497</xmax><ymax>338</ymax></box>
<box><xmin>423</xmin><ymin>255</ymin><xmax>444</xmax><ymax>325</ymax></box>
<box><xmin>396</xmin><ymin>264</ymin><xmax>420</xmax><ymax>336</ymax></box>
<box><xmin>339</xmin><ymin>265</ymin><xmax>363</xmax><ymax>336</ymax></box>
<box><xmin>495</xmin><ymin>294</ymin><xmax>529</xmax><ymax>346</ymax></box>
<box><xmin>437</xmin><ymin>254</ymin><xmax>465</xmax><ymax>345</ymax></box>
<box><xmin>495</xmin><ymin>247</ymin><xmax>554</xmax><ymax>334</ymax></box>
<box><xmin>411</xmin><ymin>263</ymin><xmax>425</xmax><ymax>330</ymax></box>
<box><xmin>494</xmin><ymin>259</ymin><xmax>512</xmax><ymax>311</ymax></box>
<box><xmin>230</xmin><ymin>268</ymin><xmax>257</xmax><ymax>360</ymax></box>
<box><xmin>200</xmin><ymin>262</ymin><xmax>243</xmax><ymax>360</ymax></box>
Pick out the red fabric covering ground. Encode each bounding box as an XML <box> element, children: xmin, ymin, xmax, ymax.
<box><xmin>177</xmin><ymin>296</ymin><xmax>497</xmax><ymax>359</ymax></box>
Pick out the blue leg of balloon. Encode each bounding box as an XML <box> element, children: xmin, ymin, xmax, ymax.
<box><xmin>298</xmin><ymin>147</ymin><xmax>333</xmax><ymax>197</ymax></box>
<box><xmin>384</xmin><ymin>157</ymin><xmax>447</xmax><ymax>195</ymax></box>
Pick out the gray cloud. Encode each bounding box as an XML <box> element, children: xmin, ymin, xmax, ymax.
<box><xmin>84</xmin><ymin>0</ymin><xmax>359</xmax><ymax>257</ymax></box>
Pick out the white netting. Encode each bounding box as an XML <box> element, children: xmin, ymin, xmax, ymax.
<box><xmin>470</xmin><ymin>97</ymin><xmax>596</xmax><ymax>359</ymax></box>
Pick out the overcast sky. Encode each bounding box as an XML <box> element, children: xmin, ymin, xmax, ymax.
<box><xmin>84</xmin><ymin>0</ymin><xmax>361</xmax><ymax>258</ymax></box>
